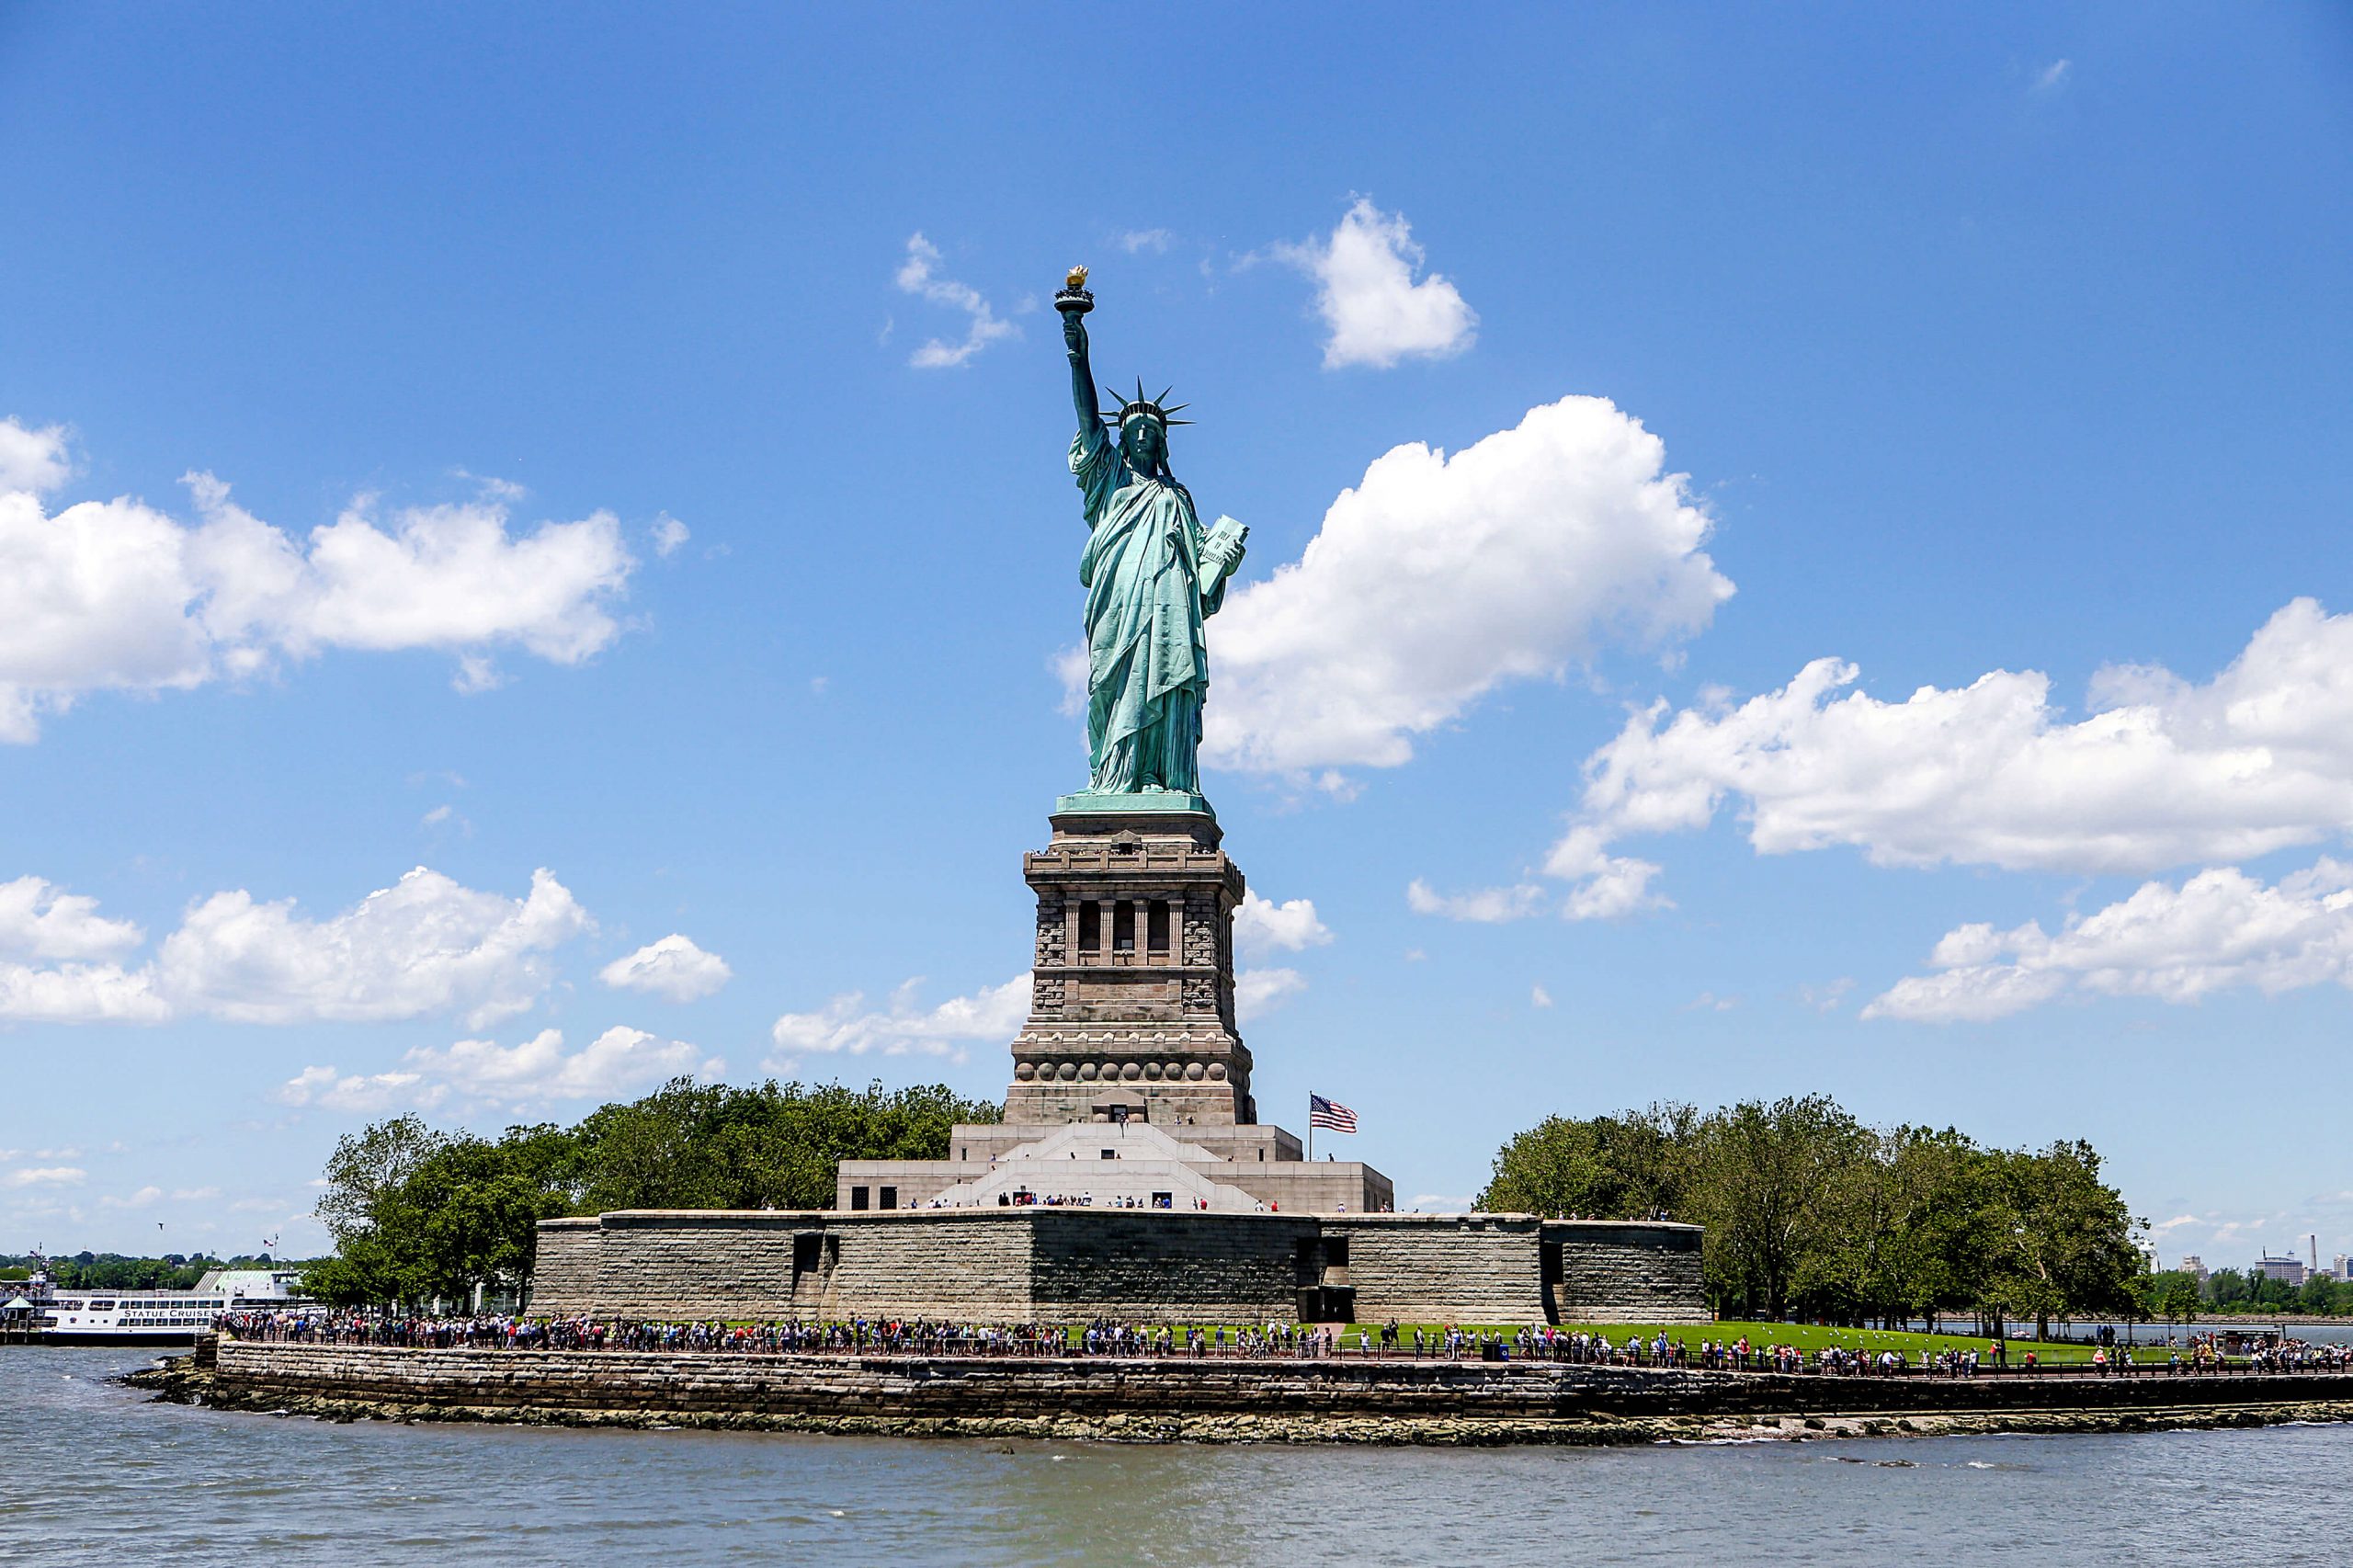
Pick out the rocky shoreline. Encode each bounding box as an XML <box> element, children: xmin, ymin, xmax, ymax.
<box><xmin>124</xmin><ymin>1347</ymin><xmax>2353</xmax><ymax>1448</ymax></box>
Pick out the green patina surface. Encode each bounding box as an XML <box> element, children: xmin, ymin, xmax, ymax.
<box><xmin>1061</xmin><ymin>289</ymin><xmax>1245</xmax><ymax>806</ymax></box>
<box><xmin>1053</xmin><ymin>789</ymin><xmax>1216</xmax><ymax>819</ymax></box>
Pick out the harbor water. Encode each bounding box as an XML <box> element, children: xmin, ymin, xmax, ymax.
<box><xmin>6</xmin><ymin>1346</ymin><xmax>2348</xmax><ymax>1565</ymax></box>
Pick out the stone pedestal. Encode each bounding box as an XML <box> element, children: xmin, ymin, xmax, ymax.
<box><xmin>1004</xmin><ymin>803</ymin><xmax>1255</xmax><ymax>1126</ymax></box>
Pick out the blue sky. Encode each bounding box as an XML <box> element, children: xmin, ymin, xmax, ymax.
<box><xmin>4</xmin><ymin>4</ymin><xmax>2350</xmax><ymax>1270</ymax></box>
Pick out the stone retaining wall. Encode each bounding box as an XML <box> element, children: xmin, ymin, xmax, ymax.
<box><xmin>208</xmin><ymin>1340</ymin><xmax>2353</xmax><ymax>1435</ymax></box>
<box><xmin>530</xmin><ymin>1210</ymin><xmax>1709</xmax><ymax>1324</ymax></box>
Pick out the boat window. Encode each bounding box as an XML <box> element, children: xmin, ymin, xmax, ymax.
<box><xmin>89</xmin><ymin>1301</ymin><xmax>116</xmax><ymax>1311</ymax></box>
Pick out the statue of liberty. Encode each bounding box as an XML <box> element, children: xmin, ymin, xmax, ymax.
<box><xmin>1058</xmin><ymin>267</ymin><xmax>1246</xmax><ymax>801</ymax></box>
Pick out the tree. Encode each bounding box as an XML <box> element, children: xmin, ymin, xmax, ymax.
<box><xmin>1978</xmin><ymin>1142</ymin><xmax>2141</xmax><ymax>1337</ymax></box>
<box><xmin>304</xmin><ymin>1077</ymin><xmax>1001</xmax><ymax>1307</ymax></box>
<box><xmin>1688</xmin><ymin>1095</ymin><xmax>1870</xmax><ymax>1322</ymax></box>
<box><xmin>1473</xmin><ymin>1104</ymin><xmax>1694</xmax><ymax>1219</ymax></box>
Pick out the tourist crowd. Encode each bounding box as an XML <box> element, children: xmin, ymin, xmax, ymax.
<box><xmin>214</xmin><ymin>1310</ymin><xmax>2353</xmax><ymax>1378</ymax></box>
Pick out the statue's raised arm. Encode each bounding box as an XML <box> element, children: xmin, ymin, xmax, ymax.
<box><xmin>1060</xmin><ymin>267</ymin><xmax>1099</xmax><ymax>435</ymax></box>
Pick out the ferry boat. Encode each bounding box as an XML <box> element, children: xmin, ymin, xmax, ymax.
<box><xmin>4</xmin><ymin>1260</ymin><xmax>313</xmax><ymax>1346</ymax></box>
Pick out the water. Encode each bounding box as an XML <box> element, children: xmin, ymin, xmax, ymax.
<box><xmin>6</xmin><ymin>1346</ymin><xmax>2349</xmax><ymax>1565</ymax></box>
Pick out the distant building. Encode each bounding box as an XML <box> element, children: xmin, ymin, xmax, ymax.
<box><xmin>2334</xmin><ymin>1254</ymin><xmax>2349</xmax><ymax>1283</ymax></box>
<box><xmin>2178</xmin><ymin>1255</ymin><xmax>2209</xmax><ymax>1283</ymax></box>
<box><xmin>2256</xmin><ymin>1253</ymin><xmax>2307</xmax><ymax>1288</ymax></box>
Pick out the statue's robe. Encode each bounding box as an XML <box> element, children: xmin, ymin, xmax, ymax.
<box><xmin>1072</xmin><ymin>420</ymin><xmax>1226</xmax><ymax>793</ymax></box>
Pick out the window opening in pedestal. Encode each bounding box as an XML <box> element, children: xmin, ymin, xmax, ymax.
<box><xmin>880</xmin><ymin>1186</ymin><xmax>898</xmax><ymax>1210</ymax></box>
<box><xmin>849</xmin><ymin>1186</ymin><xmax>870</xmax><ymax>1210</ymax></box>
<box><xmin>1148</xmin><ymin>900</ymin><xmax>1170</xmax><ymax>952</ymax></box>
<box><xmin>1113</xmin><ymin>903</ymin><xmax>1135</xmax><ymax>952</ymax></box>
<box><xmin>1079</xmin><ymin>902</ymin><xmax>1101</xmax><ymax>953</ymax></box>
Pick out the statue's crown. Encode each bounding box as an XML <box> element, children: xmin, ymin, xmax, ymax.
<box><xmin>1101</xmin><ymin>377</ymin><xmax>1191</xmax><ymax>429</ymax></box>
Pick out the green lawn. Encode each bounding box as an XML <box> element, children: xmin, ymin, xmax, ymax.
<box><xmin>1341</xmin><ymin>1320</ymin><xmax>2203</xmax><ymax>1366</ymax></box>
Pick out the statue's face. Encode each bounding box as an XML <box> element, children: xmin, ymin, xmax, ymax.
<box><xmin>1121</xmin><ymin>417</ymin><xmax>1166</xmax><ymax>471</ymax></box>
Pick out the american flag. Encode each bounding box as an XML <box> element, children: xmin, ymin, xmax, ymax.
<box><xmin>1308</xmin><ymin>1094</ymin><xmax>1358</xmax><ymax>1134</ymax></box>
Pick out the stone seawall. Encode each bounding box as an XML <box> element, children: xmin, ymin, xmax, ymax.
<box><xmin>176</xmin><ymin>1341</ymin><xmax>2353</xmax><ymax>1447</ymax></box>
<box><xmin>531</xmin><ymin>1209</ymin><xmax>1709</xmax><ymax>1325</ymax></box>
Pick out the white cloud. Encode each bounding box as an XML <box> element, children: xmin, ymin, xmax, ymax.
<box><xmin>1530</xmin><ymin>983</ymin><xmax>1553</xmax><ymax>1009</ymax></box>
<box><xmin>2034</xmin><ymin>59</ymin><xmax>2072</xmax><ymax>92</ymax></box>
<box><xmin>1207</xmin><ymin>397</ymin><xmax>1732</xmax><ymax>779</ymax></box>
<box><xmin>0</xmin><ymin>875</ymin><xmax>144</xmax><ymax>960</ymax></box>
<box><xmin>401</xmin><ymin>1026</ymin><xmax>721</xmax><ymax>1108</ymax></box>
<box><xmin>155</xmin><ymin>867</ymin><xmax>588</xmax><ymax>1028</ymax></box>
<box><xmin>1235</xmin><ymin>967</ymin><xmax>1307</xmax><ymax>1020</ymax></box>
<box><xmin>652</xmin><ymin>514</ymin><xmax>689</xmax><ymax>558</ymax></box>
<box><xmin>1554</xmin><ymin>599</ymin><xmax>2353</xmax><ymax>912</ymax></box>
<box><xmin>0</xmin><ymin>417</ymin><xmax>71</xmax><ymax>494</ymax></box>
<box><xmin>0</xmin><ymin>429</ymin><xmax>636</xmax><ymax>742</ymax></box>
<box><xmin>1116</xmin><ymin>229</ymin><xmax>1174</xmax><ymax>255</ymax></box>
<box><xmin>100</xmin><ymin>1186</ymin><xmax>165</xmax><ymax>1210</ymax></box>
<box><xmin>1797</xmin><ymin>978</ymin><xmax>1856</xmax><ymax>1014</ymax></box>
<box><xmin>1544</xmin><ymin>827</ymin><xmax>1668</xmax><ymax>922</ymax></box>
<box><xmin>5</xmin><ymin>1165</ymin><xmax>85</xmax><ymax>1188</ymax></box>
<box><xmin>896</xmin><ymin>233</ymin><xmax>1017</xmax><ymax>369</ymax></box>
<box><xmin>0</xmin><ymin>960</ymin><xmax>170</xmax><ymax>1023</ymax></box>
<box><xmin>1684</xmin><ymin>991</ymin><xmax>1738</xmax><ymax>1012</ymax></box>
<box><xmin>1406</xmin><ymin>879</ymin><xmax>1545</xmax><ymax>923</ymax></box>
<box><xmin>0</xmin><ymin>867</ymin><xmax>588</xmax><ymax>1028</ymax></box>
<box><xmin>1279</xmin><ymin>199</ymin><xmax>1476</xmax><ymax>369</ymax></box>
<box><xmin>1866</xmin><ymin>858</ymin><xmax>2353</xmax><ymax>1023</ymax></box>
<box><xmin>768</xmin><ymin>974</ymin><xmax>1028</xmax><ymax>1062</ymax></box>
<box><xmin>1233</xmin><ymin>892</ymin><xmax>1333</xmax><ymax>959</ymax></box>
<box><xmin>172</xmin><ymin>1186</ymin><xmax>221</xmax><ymax>1200</ymax></box>
<box><xmin>598</xmin><ymin>933</ymin><xmax>733</xmax><ymax>1003</ymax></box>
<box><xmin>274</xmin><ymin>1064</ymin><xmax>438</xmax><ymax>1115</ymax></box>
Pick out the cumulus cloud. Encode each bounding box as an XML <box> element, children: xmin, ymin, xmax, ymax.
<box><xmin>99</xmin><ymin>1186</ymin><xmax>165</xmax><ymax>1210</ymax></box>
<box><xmin>768</xmin><ymin>974</ymin><xmax>1029</xmax><ymax>1062</ymax></box>
<box><xmin>0</xmin><ymin>867</ymin><xmax>588</xmax><ymax>1028</ymax></box>
<box><xmin>1553</xmin><ymin>598</ymin><xmax>2353</xmax><ymax>912</ymax></box>
<box><xmin>1279</xmin><ymin>199</ymin><xmax>1476</xmax><ymax>369</ymax></box>
<box><xmin>0</xmin><ymin>876</ymin><xmax>144</xmax><ymax>960</ymax></box>
<box><xmin>156</xmin><ymin>867</ymin><xmax>588</xmax><ymax>1028</ymax></box>
<box><xmin>1530</xmin><ymin>984</ymin><xmax>1554</xmax><ymax>1008</ymax></box>
<box><xmin>2034</xmin><ymin>59</ymin><xmax>2072</xmax><ymax>92</ymax></box>
<box><xmin>598</xmin><ymin>934</ymin><xmax>733</xmax><ymax>1003</ymax></box>
<box><xmin>4</xmin><ymin>1165</ymin><xmax>85</xmax><ymax>1188</ymax></box>
<box><xmin>1406</xmin><ymin>879</ymin><xmax>1546</xmax><ymax>923</ymax></box>
<box><xmin>1234</xmin><ymin>967</ymin><xmax>1307</xmax><ymax>1020</ymax></box>
<box><xmin>651</xmin><ymin>514</ymin><xmax>689</xmax><ymax>558</ymax></box>
<box><xmin>1206</xmin><ymin>397</ymin><xmax>1732</xmax><ymax>780</ymax></box>
<box><xmin>400</xmin><ymin>1026</ymin><xmax>722</xmax><ymax>1108</ymax></box>
<box><xmin>0</xmin><ymin>417</ymin><xmax>72</xmax><ymax>494</ymax></box>
<box><xmin>0</xmin><ymin>422</ymin><xmax>637</xmax><ymax>742</ymax></box>
<box><xmin>1232</xmin><ymin>892</ymin><xmax>1333</xmax><ymax>959</ymax></box>
<box><xmin>896</xmin><ymin>233</ymin><xmax>1016</xmax><ymax>369</ymax></box>
<box><xmin>1866</xmin><ymin>858</ymin><xmax>2353</xmax><ymax>1023</ymax></box>
<box><xmin>1117</xmin><ymin>228</ymin><xmax>1174</xmax><ymax>255</ymax></box>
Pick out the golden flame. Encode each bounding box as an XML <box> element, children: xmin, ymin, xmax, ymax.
<box><xmin>1064</xmin><ymin>265</ymin><xmax>1089</xmax><ymax>291</ymax></box>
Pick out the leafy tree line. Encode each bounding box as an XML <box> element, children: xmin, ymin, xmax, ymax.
<box><xmin>0</xmin><ymin>1251</ymin><xmax>284</xmax><ymax>1291</ymax></box>
<box><xmin>303</xmin><ymin>1077</ymin><xmax>999</xmax><ymax>1308</ymax></box>
<box><xmin>2200</xmin><ymin>1267</ymin><xmax>2353</xmax><ymax>1317</ymax></box>
<box><xmin>1476</xmin><ymin>1095</ymin><xmax>2146</xmax><ymax>1335</ymax></box>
